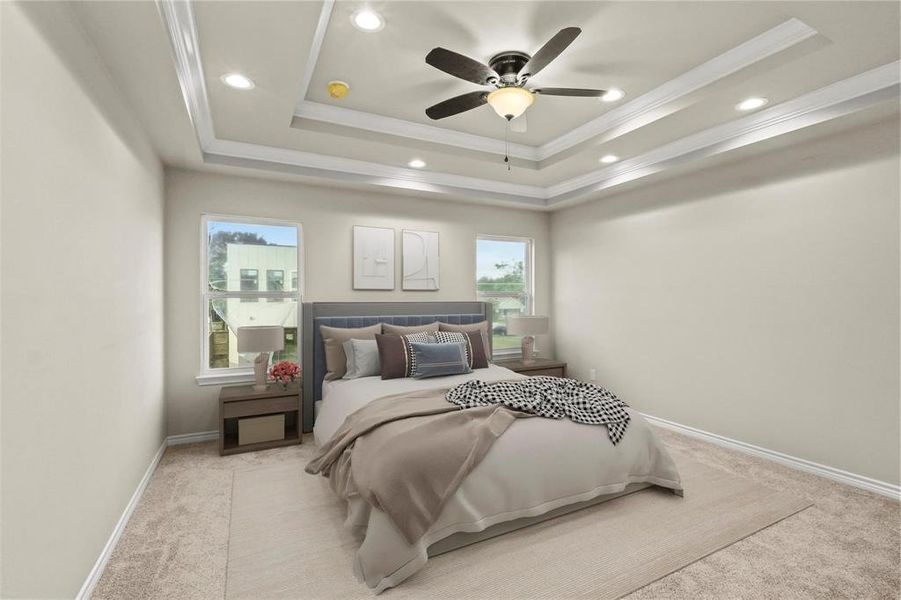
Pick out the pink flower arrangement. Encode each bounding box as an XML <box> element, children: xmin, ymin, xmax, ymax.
<box><xmin>268</xmin><ymin>360</ymin><xmax>300</xmax><ymax>388</ymax></box>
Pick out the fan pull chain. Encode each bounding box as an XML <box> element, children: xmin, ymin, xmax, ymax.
<box><xmin>504</xmin><ymin>119</ymin><xmax>511</xmax><ymax>171</ymax></box>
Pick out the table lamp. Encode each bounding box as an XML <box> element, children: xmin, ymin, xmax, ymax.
<box><xmin>506</xmin><ymin>315</ymin><xmax>549</xmax><ymax>363</ymax></box>
<box><xmin>237</xmin><ymin>326</ymin><xmax>285</xmax><ymax>391</ymax></box>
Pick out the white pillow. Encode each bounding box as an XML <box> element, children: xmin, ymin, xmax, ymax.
<box><xmin>343</xmin><ymin>339</ymin><xmax>381</xmax><ymax>379</ymax></box>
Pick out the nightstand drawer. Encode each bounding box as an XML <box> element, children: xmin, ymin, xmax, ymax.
<box><xmin>522</xmin><ymin>367</ymin><xmax>565</xmax><ymax>378</ymax></box>
<box><xmin>224</xmin><ymin>396</ymin><xmax>298</xmax><ymax>419</ymax></box>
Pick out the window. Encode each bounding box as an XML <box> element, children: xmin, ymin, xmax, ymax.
<box><xmin>476</xmin><ymin>235</ymin><xmax>533</xmax><ymax>356</ymax></box>
<box><xmin>267</xmin><ymin>269</ymin><xmax>285</xmax><ymax>302</ymax></box>
<box><xmin>240</xmin><ymin>269</ymin><xmax>259</xmax><ymax>301</ymax></box>
<box><xmin>200</xmin><ymin>216</ymin><xmax>303</xmax><ymax>384</ymax></box>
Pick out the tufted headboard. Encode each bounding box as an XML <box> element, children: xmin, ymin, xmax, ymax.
<box><xmin>301</xmin><ymin>301</ymin><xmax>492</xmax><ymax>432</ymax></box>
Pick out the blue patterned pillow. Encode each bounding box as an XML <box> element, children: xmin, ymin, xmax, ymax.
<box><xmin>409</xmin><ymin>341</ymin><xmax>472</xmax><ymax>379</ymax></box>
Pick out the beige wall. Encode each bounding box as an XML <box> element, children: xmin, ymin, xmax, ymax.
<box><xmin>165</xmin><ymin>169</ymin><xmax>551</xmax><ymax>435</ymax></box>
<box><xmin>1</xmin><ymin>3</ymin><xmax>165</xmax><ymax>597</ymax></box>
<box><xmin>550</xmin><ymin>136</ymin><xmax>900</xmax><ymax>485</ymax></box>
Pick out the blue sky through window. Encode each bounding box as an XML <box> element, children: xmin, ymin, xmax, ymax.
<box><xmin>477</xmin><ymin>239</ymin><xmax>527</xmax><ymax>279</ymax></box>
<box><xmin>208</xmin><ymin>220</ymin><xmax>298</xmax><ymax>247</ymax></box>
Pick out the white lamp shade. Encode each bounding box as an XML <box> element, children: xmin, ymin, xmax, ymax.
<box><xmin>237</xmin><ymin>326</ymin><xmax>284</xmax><ymax>353</ymax></box>
<box><xmin>506</xmin><ymin>315</ymin><xmax>549</xmax><ymax>336</ymax></box>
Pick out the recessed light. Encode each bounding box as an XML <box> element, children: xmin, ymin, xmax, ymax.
<box><xmin>408</xmin><ymin>159</ymin><xmax>426</xmax><ymax>169</ymax></box>
<box><xmin>351</xmin><ymin>9</ymin><xmax>385</xmax><ymax>32</ymax></box>
<box><xmin>599</xmin><ymin>154</ymin><xmax>619</xmax><ymax>164</ymax></box>
<box><xmin>600</xmin><ymin>88</ymin><xmax>625</xmax><ymax>103</ymax></box>
<box><xmin>221</xmin><ymin>73</ymin><xmax>254</xmax><ymax>90</ymax></box>
<box><xmin>736</xmin><ymin>97</ymin><xmax>768</xmax><ymax>111</ymax></box>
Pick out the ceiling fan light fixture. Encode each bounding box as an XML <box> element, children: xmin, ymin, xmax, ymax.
<box><xmin>351</xmin><ymin>9</ymin><xmax>384</xmax><ymax>32</ymax></box>
<box><xmin>487</xmin><ymin>87</ymin><xmax>534</xmax><ymax>120</ymax></box>
<box><xmin>600</xmin><ymin>154</ymin><xmax>619</xmax><ymax>164</ymax></box>
<box><xmin>600</xmin><ymin>88</ymin><xmax>625</xmax><ymax>102</ymax></box>
<box><xmin>407</xmin><ymin>159</ymin><xmax>426</xmax><ymax>169</ymax></box>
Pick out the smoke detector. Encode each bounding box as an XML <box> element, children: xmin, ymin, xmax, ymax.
<box><xmin>327</xmin><ymin>81</ymin><xmax>350</xmax><ymax>99</ymax></box>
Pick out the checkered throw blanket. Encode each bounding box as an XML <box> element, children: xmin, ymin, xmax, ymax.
<box><xmin>445</xmin><ymin>376</ymin><xmax>631</xmax><ymax>445</ymax></box>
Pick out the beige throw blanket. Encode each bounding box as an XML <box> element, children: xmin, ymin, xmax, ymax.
<box><xmin>305</xmin><ymin>387</ymin><xmax>529</xmax><ymax>544</ymax></box>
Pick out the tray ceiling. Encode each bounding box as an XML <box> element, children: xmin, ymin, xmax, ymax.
<box><xmin>74</xmin><ymin>1</ymin><xmax>901</xmax><ymax>209</ymax></box>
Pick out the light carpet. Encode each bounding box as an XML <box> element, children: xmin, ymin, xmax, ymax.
<box><xmin>225</xmin><ymin>459</ymin><xmax>811</xmax><ymax>599</ymax></box>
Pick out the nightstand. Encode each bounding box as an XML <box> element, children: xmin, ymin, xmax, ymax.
<box><xmin>219</xmin><ymin>382</ymin><xmax>301</xmax><ymax>455</ymax></box>
<box><xmin>495</xmin><ymin>357</ymin><xmax>567</xmax><ymax>378</ymax></box>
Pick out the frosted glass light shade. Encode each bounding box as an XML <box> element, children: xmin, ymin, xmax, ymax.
<box><xmin>237</xmin><ymin>326</ymin><xmax>284</xmax><ymax>353</ymax></box>
<box><xmin>487</xmin><ymin>87</ymin><xmax>534</xmax><ymax>120</ymax></box>
<box><xmin>506</xmin><ymin>315</ymin><xmax>549</xmax><ymax>336</ymax></box>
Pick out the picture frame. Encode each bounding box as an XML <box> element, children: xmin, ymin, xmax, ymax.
<box><xmin>353</xmin><ymin>225</ymin><xmax>395</xmax><ymax>290</ymax></box>
<box><xmin>402</xmin><ymin>229</ymin><xmax>440</xmax><ymax>291</ymax></box>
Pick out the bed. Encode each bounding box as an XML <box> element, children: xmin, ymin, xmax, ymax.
<box><xmin>303</xmin><ymin>302</ymin><xmax>682</xmax><ymax>593</ymax></box>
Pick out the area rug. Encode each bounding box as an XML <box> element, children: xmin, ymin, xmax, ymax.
<box><xmin>225</xmin><ymin>458</ymin><xmax>812</xmax><ymax>599</ymax></box>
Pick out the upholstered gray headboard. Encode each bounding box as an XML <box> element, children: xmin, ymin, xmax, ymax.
<box><xmin>301</xmin><ymin>301</ymin><xmax>492</xmax><ymax>432</ymax></box>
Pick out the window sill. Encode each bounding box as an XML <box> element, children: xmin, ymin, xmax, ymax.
<box><xmin>195</xmin><ymin>369</ymin><xmax>255</xmax><ymax>386</ymax></box>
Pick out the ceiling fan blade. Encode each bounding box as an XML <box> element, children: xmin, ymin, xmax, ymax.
<box><xmin>425</xmin><ymin>91</ymin><xmax>488</xmax><ymax>120</ymax></box>
<box><xmin>533</xmin><ymin>87</ymin><xmax>606</xmax><ymax>97</ymax></box>
<box><xmin>425</xmin><ymin>47</ymin><xmax>499</xmax><ymax>85</ymax></box>
<box><xmin>520</xmin><ymin>27</ymin><xmax>581</xmax><ymax>79</ymax></box>
<box><xmin>510</xmin><ymin>113</ymin><xmax>527</xmax><ymax>133</ymax></box>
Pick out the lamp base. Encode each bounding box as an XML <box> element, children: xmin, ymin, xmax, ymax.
<box><xmin>521</xmin><ymin>336</ymin><xmax>536</xmax><ymax>363</ymax></box>
<box><xmin>253</xmin><ymin>352</ymin><xmax>270</xmax><ymax>391</ymax></box>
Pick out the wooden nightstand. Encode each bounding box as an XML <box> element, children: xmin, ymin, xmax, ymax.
<box><xmin>495</xmin><ymin>357</ymin><xmax>567</xmax><ymax>378</ymax></box>
<box><xmin>219</xmin><ymin>382</ymin><xmax>301</xmax><ymax>455</ymax></box>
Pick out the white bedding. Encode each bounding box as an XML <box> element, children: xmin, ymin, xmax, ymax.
<box><xmin>313</xmin><ymin>364</ymin><xmax>682</xmax><ymax>593</ymax></box>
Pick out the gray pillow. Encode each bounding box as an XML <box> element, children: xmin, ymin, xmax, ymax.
<box><xmin>320</xmin><ymin>323</ymin><xmax>381</xmax><ymax>380</ymax></box>
<box><xmin>409</xmin><ymin>341</ymin><xmax>472</xmax><ymax>379</ymax></box>
<box><xmin>342</xmin><ymin>339</ymin><xmax>381</xmax><ymax>379</ymax></box>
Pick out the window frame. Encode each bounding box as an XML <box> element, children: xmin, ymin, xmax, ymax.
<box><xmin>475</xmin><ymin>234</ymin><xmax>534</xmax><ymax>358</ymax></box>
<box><xmin>197</xmin><ymin>214</ymin><xmax>304</xmax><ymax>385</ymax></box>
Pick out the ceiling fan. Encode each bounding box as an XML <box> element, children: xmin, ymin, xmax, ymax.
<box><xmin>424</xmin><ymin>27</ymin><xmax>605</xmax><ymax>126</ymax></box>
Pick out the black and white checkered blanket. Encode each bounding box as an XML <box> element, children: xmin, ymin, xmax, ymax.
<box><xmin>445</xmin><ymin>376</ymin><xmax>631</xmax><ymax>445</ymax></box>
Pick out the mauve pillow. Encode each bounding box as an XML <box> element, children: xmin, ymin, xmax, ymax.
<box><xmin>320</xmin><ymin>323</ymin><xmax>382</xmax><ymax>380</ymax></box>
<box><xmin>375</xmin><ymin>332</ymin><xmax>433</xmax><ymax>379</ymax></box>
<box><xmin>382</xmin><ymin>322</ymin><xmax>440</xmax><ymax>335</ymax></box>
<box><xmin>438</xmin><ymin>322</ymin><xmax>490</xmax><ymax>357</ymax></box>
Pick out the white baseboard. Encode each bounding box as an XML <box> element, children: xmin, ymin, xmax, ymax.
<box><xmin>77</xmin><ymin>430</ymin><xmax>220</xmax><ymax>598</ymax></box>
<box><xmin>166</xmin><ymin>430</ymin><xmax>218</xmax><ymax>446</ymax></box>
<box><xmin>642</xmin><ymin>413</ymin><xmax>900</xmax><ymax>501</ymax></box>
<box><xmin>76</xmin><ymin>439</ymin><xmax>167</xmax><ymax>599</ymax></box>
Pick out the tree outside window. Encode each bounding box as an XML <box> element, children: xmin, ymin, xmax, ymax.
<box><xmin>476</xmin><ymin>237</ymin><xmax>533</xmax><ymax>355</ymax></box>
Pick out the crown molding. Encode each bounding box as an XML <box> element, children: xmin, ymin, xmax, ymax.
<box><xmin>156</xmin><ymin>0</ymin><xmax>213</xmax><ymax>146</ymax></box>
<box><xmin>158</xmin><ymin>0</ymin><xmax>899</xmax><ymax>210</ymax></box>
<box><xmin>294</xmin><ymin>101</ymin><xmax>540</xmax><ymax>161</ymax></box>
<box><xmin>295</xmin><ymin>0</ymin><xmax>335</xmax><ymax>106</ymax></box>
<box><xmin>204</xmin><ymin>137</ymin><xmax>548</xmax><ymax>205</ymax></box>
<box><xmin>536</xmin><ymin>18</ymin><xmax>817</xmax><ymax>160</ymax></box>
<box><xmin>156</xmin><ymin>0</ymin><xmax>546</xmax><ymax>208</ymax></box>
<box><xmin>546</xmin><ymin>60</ymin><xmax>901</xmax><ymax>205</ymax></box>
<box><xmin>292</xmin><ymin>16</ymin><xmax>817</xmax><ymax>163</ymax></box>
